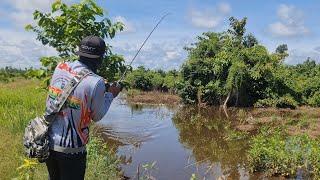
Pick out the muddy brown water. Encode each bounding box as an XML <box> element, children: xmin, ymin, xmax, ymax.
<box><xmin>99</xmin><ymin>99</ymin><xmax>275</xmax><ymax>180</ymax></box>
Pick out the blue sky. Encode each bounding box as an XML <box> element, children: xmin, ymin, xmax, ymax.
<box><xmin>0</xmin><ymin>0</ymin><xmax>319</xmax><ymax>69</ymax></box>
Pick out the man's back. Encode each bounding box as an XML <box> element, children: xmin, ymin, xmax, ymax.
<box><xmin>46</xmin><ymin>60</ymin><xmax>113</xmax><ymax>153</ymax></box>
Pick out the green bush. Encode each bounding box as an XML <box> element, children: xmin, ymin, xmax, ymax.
<box><xmin>308</xmin><ymin>91</ymin><xmax>320</xmax><ymax>107</ymax></box>
<box><xmin>254</xmin><ymin>98</ymin><xmax>276</xmax><ymax>108</ymax></box>
<box><xmin>276</xmin><ymin>95</ymin><xmax>298</xmax><ymax>109</ymax></box>
<box><xmin>248</xmin><ymin>127</ymin><xmax>320</xmax><ymax>178</ymax></box>
<box><xmin>125</xmin><ymin>66</ymin><xmax>180</xmax><ymax>92</ymax></box>
<box><xmin>254</xmin><ymin>95</ymin><xmax>298</xmax><ymax>109</ymax></box>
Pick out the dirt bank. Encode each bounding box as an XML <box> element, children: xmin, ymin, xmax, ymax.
<box><xmin>125</xmin><ymin>89</ymin><xmax>181</xmax><ymax>105</ymax></box>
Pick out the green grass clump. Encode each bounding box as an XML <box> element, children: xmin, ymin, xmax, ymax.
<box><xmin>86</xmin><ymin>136</ymin><xmax>121</xmax><ymax>180</ymax></box>
<box><xmin>248</xmin><ymin>127</ymin><xmax>320</xmax><ymax>178</ymax></box>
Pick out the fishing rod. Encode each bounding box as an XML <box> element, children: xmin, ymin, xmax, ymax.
<box><xmin>118</xmin><ymin>13</ymin><xmax>170</xmax><ymax>83</ymax></box>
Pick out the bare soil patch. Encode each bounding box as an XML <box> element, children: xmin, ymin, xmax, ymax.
<box><xmin>125</xmin><ymin>90</ymin><xmax>180</xmax><ymax>105</ymax></box>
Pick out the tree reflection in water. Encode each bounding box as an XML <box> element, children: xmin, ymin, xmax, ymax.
<box><xmin>172</xmin><ymin>106</ymin><xmax>251</xmax><ymax>179</ymax></box>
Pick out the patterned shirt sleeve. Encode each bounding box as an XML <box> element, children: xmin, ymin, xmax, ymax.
<box><xmin>91</xmin><ymin>79</ymin><xmax>114</xmax><ymax>122</ymax></box>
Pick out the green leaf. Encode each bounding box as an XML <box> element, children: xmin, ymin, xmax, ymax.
<box><xmin>24</xmin><ymin>24</ymin><xmax>33</xmax><ymax>31</ymax></box>
<box><xmin>52</xmin><ymin>0</ymin><xmax>62</xmax><ymax>12</ymax></box>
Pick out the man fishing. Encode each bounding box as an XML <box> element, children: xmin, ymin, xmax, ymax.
<box><xmin>41</xmin><ymin>13</ymin><xmax>168</xmax><ymax>179</ymax></box>
<box><xmin>45</xmin><ymin>35</ymin><xmax>121</xmax><ymax>180</ymax></box>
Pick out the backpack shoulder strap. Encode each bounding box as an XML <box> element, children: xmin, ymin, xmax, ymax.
<box><xmin>44</xmin><ymin>68</ymin><xmax>92</xmax><ymax>123</ymax></box>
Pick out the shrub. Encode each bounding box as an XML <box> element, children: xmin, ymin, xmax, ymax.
<box><xmin>254</xmin><ymin>98</ymin><xmax>275</xmax><ymax>108</ymax></box>
<box><xmin>248</xmin><ymin>127</ymin><xmax>320</xmax><ymax>178</ymax></box>
<box><xmin>254</xmin><ymin>95</ymin><xmax>298</xmax><ymax>109</ymax></box>
<box><xmin>308</xmin><ymin>91</ymin><xmax>320</xmax><ymax>107</ymax></box>
<box><xmin>276</xmin><ymin>95</ymin><xmax>298</xmax><ymax>109</ymax></box>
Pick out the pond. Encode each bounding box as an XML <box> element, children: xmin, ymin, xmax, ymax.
<box><xmin>99</xmin><ymin>98</ymin><xmax>267</xmax><ymax>179</ymax></box>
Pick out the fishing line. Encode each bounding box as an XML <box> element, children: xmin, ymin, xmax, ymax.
<box><xmin>118</xmin><ymin>13</ymin><xmax>170</xmax><ymax>83</ymax></box>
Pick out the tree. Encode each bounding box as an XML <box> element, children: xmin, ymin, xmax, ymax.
<box><xmin>125</xmin><ymin>67</ymin><xmax>153</xmax><ymax>91</ymax></box>
<box><xmin>243</xmin><ymin>34</ymin><xmax>258</xmax><ymax>48</ymax></box>
<box><xmin>124</xmin><ymin>66</ymin><xmax>181</xmax><ymax>92</ymax></box>
<box><xmin>26</xmin><ymin>0</ymin><xmax>126</xmax><ymax>85</ymax></box>
<box><xmin>179</xmin><ymin>17</ymin><xmax>296</xmax><ymax>108</ymax></box>
<box><xmin>275</xmin><ymin>44</ymin><xmax>288</xmax><ymax>54</ymax></box>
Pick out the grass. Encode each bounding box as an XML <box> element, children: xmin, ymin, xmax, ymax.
<box><xmin>0</xmin><ymin>79</ymin><xmax>121</xmax><ymax>179</ymax></box>
<box><xmin>0</xmin><ymin>79</ymin><xmax>46</xmax><ymax>179</ymax></box>
<box><xmin>231</xmin><ymin>107</ymin><xmax>320</xmax><ymax>137</ymax></box>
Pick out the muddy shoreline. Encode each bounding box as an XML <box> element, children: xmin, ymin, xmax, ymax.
<box><xmin>124</xmin><ymin>90</ymin><xmax>320</xmax><ymax>138</ymax></box>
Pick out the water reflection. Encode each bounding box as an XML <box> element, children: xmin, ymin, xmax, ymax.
<box><xmin>99</xmin><ymin>100</ymin><xmax>263</xmax><ymax>179</ymax></box>
<box><xmin>172</xmin><ymin>106</ymin><xmax>251</xmax><ymax>179</ymax></box>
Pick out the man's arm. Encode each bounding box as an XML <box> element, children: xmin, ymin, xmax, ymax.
<box><xmin>90</xmin><ymin>79</ymin><xmax>114</xmax><ymax>122</ymax></box>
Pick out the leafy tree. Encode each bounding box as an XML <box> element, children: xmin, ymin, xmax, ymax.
<box><xmin>280</xmin><ymin>59</ymin><xmax>320</xmax><ymax>107</ymax></box>
<box><xmin>150</xmin><ymin>72</ymin><xmax>164</xmax><ymax>91</ymax></box>
<box><xmin>125</xmin><ymin>67</ymin><xmax>153</xmax><ymax>91</ymax></box>
<box><xmin>179</xmin><ymin>17</ymin><xmax>297</xmax><ymax>108</ymax></box>
<box><xmin>243</xmin><ymin>33</ymin><xmax>258</xmax><ymax>48</ymax></box>
<box><xmin>275</xmin><ymin>44</ymin><xmax>288</xmax><ymax>54</ymax></box>
<box><xmin>25</xmin><ymin>0</ymin><xmax>126</xmax><ymax>85</ymax></box>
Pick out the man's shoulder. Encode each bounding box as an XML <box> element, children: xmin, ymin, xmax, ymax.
<box><xmin>83</xmin><ymin>73</ymin><xmax>104</xmax><ymax>90</ymax></box>
<box><xmin>55</xmin><ymin>60</ymin><xmax>105</xmax><ymax>90</ymax></box>
<box><xmin>87</xmin><ymin>73</ymin><xmax>104</xmax><ymax>83</ymax></box>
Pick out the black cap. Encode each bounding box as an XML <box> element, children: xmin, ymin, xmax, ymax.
<box><xmin>75</xmin><ymin>36</ymin><xmax>106</xmax><ymax>58</ymax></box>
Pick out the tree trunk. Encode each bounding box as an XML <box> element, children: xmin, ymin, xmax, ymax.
<box><xmin>223</xmin><ymin>92</ymin><xmax>231</xmax><ymax>109</ymax></box>
<box><xmin>235</xmin><ymin>89</ymin><xmax>239</xmax><ymax>106</ymax></box>
<box><xmin>197</xmin><ymin>87</ymin><xmax>202</xmax><ymax>106</ymax></box>
<box><xmin>222</xmin><ymin>92</ymin><xmax>231</xmax><ymax>118</ymax></box>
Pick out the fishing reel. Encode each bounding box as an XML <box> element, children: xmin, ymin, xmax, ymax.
<box><xmin>105</xmin><ymin>81</ymin><xmax>124</xmax><ymax>92</ymax></box>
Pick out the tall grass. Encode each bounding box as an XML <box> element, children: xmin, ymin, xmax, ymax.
<box><xmin>0</xmin><ymin>79</ymin><xmax>46</xmax><ymax>178</ymax></box>
<box><xmin>0</xmin><ymin>79</ymin><xmax>121</xmax><ymax>179</ymax></box>
<box><xmin>0</xmin><ymin>79</ymin><xmax>46</xmax><ymax>133</ymax></box>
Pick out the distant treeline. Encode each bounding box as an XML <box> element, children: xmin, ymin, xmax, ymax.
<box><xmin>0</xmin><ymin>67</ymin><xmax>28</xmax><ymax>82</ymax></box>
<box><xmin>124</xmin><ymin>66</ymin><xmax>181</xmax><ymax>93</ymax></box>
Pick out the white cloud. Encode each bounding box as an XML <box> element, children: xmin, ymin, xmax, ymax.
<box><xmin>314</xmin><ymin>46</ymin><xmax>320</xmax><ymax>53</ymax></box>
<box><xmin>7</xmin><ymin>0</ymin><xmax>52</xmax><ymax>12</ymax></box>
<box><xmin>0</xmin><ymin>29</ymin><xmax>56</xmax><ymax>68</ymax></box>
<box><xmin>285</xmin><ymin>48</ymin><xmax>320</xmax><ymax>64</ymax></box>
<box><xmin>0</xmin><ymin>0</ymin><xmax>76</xmax><ymax>68</ymax></box>
<box><xmin>110</xmin><ymin>38</ymin><xmax>192</xmax><ymax>70</ymax></box>
<box><xmin>114</xmin><ymin>16</ymin><xmax>135</xmax><ymax>33</ymax></box>
<box><xmin>269</xmin><ymin>4</ymin><xmax>309</xmax><ymax>38</ymax></box>
<box><xmin>2</xmin><ymin>0</ymin><xmax>54</xmax><ymax>27</ymax></box>
<box><xmin>189</xmin><ymin>2</ymin><xmax>231</xmax><ymax>29</ymax></box>
<box><xmin>217</xmin><ymin>2</ymin><xmax>232</xmax><ymax>14</ymax></box>
<box><xmin>165</xmin><ymin>51</ymin><xmax>181</xmax><ymax>61</ymax></box>
<box><xmin>3</xmin><ymin>0</ymin><xmax>74</xmax><ymax>27</ymax></box>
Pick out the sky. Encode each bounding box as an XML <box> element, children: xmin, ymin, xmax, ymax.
<box><xmin>0</xmin><ymin>0</ymin><xmax>320</xmax><ymax>69</ymax></box>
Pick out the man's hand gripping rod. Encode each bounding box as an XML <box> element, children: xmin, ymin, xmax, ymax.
<box><xmin>107</xmin><ymin>13</ymin><xmax>170</xmax><ymax>89</ymax></box>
